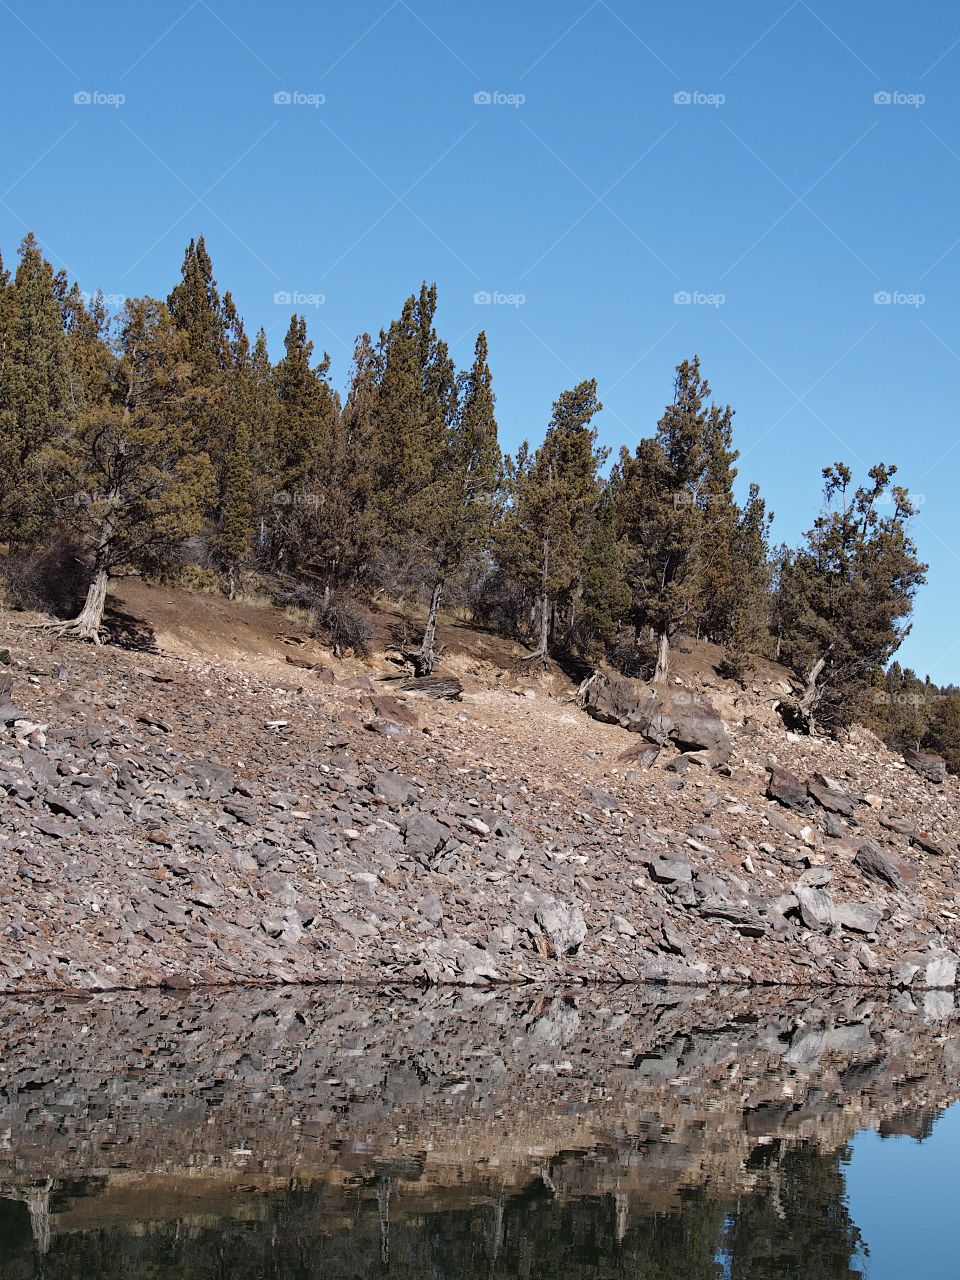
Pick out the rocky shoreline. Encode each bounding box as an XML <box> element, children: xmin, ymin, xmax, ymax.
<box><xmin>1</xmin><ymin>607</ymin><xmax>959</xmax><ymax>993</ymax></box>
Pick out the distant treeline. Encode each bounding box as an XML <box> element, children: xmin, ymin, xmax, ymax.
<box><xmin>0</xmin><ymin>232</ymin><xmax>942</xmax><ymax>745</ymax></box>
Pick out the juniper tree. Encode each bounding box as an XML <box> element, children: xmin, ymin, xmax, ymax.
<box><xmin>498</xmin><ymin>379</ymin><xmax>604</xmax><ymax>661</ymax></box>
<box><xmin>270</xmin><ymin>313</ymin><xmax>339</xmax><ymax>570</ymax></box>
<box><xmin>0</xmin><ymin>234</ymin><xmax>72</xmax><ymax>545</ymax></box>
<box><xmin>616</xmin><ymin>357</ymin><xmax>715</xmax><ymax>681</ymax></box>
<box><xmin>211</xmin><ymin>301</ymin><xmax>255</xmax><ymax>596</ymax></box>
<box><xmin>696</xmin><ymin>399</ymin><xmax>740</xmax><ymax>643</ymax></box>
<box><xmin>372</xmin><ymin>284</ymin><xmax>457</xmax><ymax>578</ymax></box>
<box><xmin>38</xmin><ymin>297</ymin><xmax>215</xmax><ymax>640</ymax></box>
<box><xmin>925</xmin><ymin>688</ymin><xmax>960</xmax><ymax>774</ymax></box>
<box><xmin>579</xmin><ymin>483</ymin><xmax>630</xmax><ymax>657</ymax></box>
<box><xmin>332</xmin><ymin>332</ymin><xmax>380</xmax><ymax>587</ymax></box>
<box><xmin>778</xmin><ymin>462</ymin><xmax>926</xmax><ymax>733</ymax></box>
<box><xmin>718</xmin><ymin>483</ymin><xmax>773</xmax><ymax>681</ymax></box>
<box><xmin>414</xmin><ymin>330</ymin><xmax>502</xmax><ymax>675</ymax></box>
<box><xmin>167</xmin><ymin>236</ymin><xmax>231</xmax><ymax>538</ymax></box>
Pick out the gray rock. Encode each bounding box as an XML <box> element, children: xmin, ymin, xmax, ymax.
<box><xmin>649</xmin><ymin>854</ymin><xmax>694</xmax><ymax>884</ymax></box>
<box><xmin>903</xmin><ymin>748</ymin><xmax>947</xmax><ymax>784</ymax></box>
<box><xmin>854</xmin><ymin>840</ymin><xmax>917</xmax><ymax>891</ymax></box>
<box><xmin>370</xmin><ymin>771</ymin><xmax>418</xmax><ymax>808</ymax></box>
<box><xmin>521</xmin><ymin>888</ymin><xmax>587</xmax><ymax>957</ymax></box>
<box><xmin>795</xmin><ymin>886</ymin><xmax>834</xmax><ymax>930</ymax></box>
<box><xmin>767</xmin><ymin>766</ymin><xmax>812</xmax><ymax>813</ymax></box>
<box><xmin>834</xmin><ymin>902</ymin><xmax>883</xmax><ymax>935</ymax></box>
<box><xmin>807</xmin><ymin>774</ymin><xmax>855</xmax><ymax>816</ymax></box>
<box><xmin>403</xmin><ymin>813</ymin><xmax>450</xmax><ymax>861</ymax></box>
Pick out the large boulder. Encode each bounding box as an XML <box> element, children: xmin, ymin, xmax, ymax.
<box><xmin>767</xmin><ymin>766</ymin><xmax>813</xmax><ymax>813</ymax></box>
<box><xmin>581</xmin><ymin>674</ymin><xmax>730</xmax><ymax>760</ymax></box>
<box><xmin>834</xmin><ymin>902</ymin><xmax>883</xmax><ymax>935</ymax></box>
<box><xmin>853</xmin><ymin>839</ymin><xmax>917</xmax><ymax>891</ymax></box>
<box><xmin>519</xmin><ymin>888</ymin><xmax>587</xmax><ymax>957</ymax></box>
<box><xmin>806</xmin><ymin>773</ymin><xmax>855</xmax><ymax>817</ymax></box>
<box><xmin>903</xmin><ymin>748</ymin><xmax>947</xmax><ymax>785</ymax></box>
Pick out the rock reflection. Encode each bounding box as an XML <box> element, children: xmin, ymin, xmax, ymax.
<box><xmin>0</xmin><ymin>985</ymin><xmax>956</xmax><ymax>1277</ymax></box>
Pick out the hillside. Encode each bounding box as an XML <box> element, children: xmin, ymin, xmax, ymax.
<box><xmin>0</xmin><ymin>579</ymin><xmax>958</xmax><ymax>993</ymax></box>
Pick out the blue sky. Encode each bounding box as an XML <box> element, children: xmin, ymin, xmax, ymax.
<box><xmin>2</xmin><ymin>1</ymin><xmax>959</xmax><ymax>680</ymax></box>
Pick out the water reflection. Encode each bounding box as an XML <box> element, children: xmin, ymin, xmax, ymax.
<box><xmin>0</xmin><ymin>986</ymin><xmax>956</xmax><ymax>1277</ymax></box>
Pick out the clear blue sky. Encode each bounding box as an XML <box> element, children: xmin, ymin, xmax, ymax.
<box><xmin>2</xmin><ymin>1</ymin><xmax>959</xmax><ymax>680</ymax></box>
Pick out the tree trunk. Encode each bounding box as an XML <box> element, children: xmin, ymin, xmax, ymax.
<box><xmin>415</xmin><ymin>579</ymin><xmax>444</xmax><ymax>676</ymax></box>
<box><xmin>653</xmin><ymin>628</ymin><xmax>669</xmax><ymax>682</ymax></box>
<box><xmin>798</xmin><ymin>651</ymin><xmax>829</xmax><ymax>735</ymax></box>
<box><xmin>65</xmin><ymin>565</ymin><xmax>110</xmax><ymax>642</ymax></box>
<box><xmin>527</xmin><ymin>537</ymin><xmax>551</xmax><ymax>662</ymax></box>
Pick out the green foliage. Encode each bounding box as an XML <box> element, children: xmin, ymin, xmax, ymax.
<box><xmin>0</xmin><ymin>234</ymin><xmax>73</xmax><ymax>543</ymax></box>
<box><xmin>615</xmin><ymin>357</ymin><xmax>729</xmax><ymax>676</ymax></box>
<box><xmin>580</xmin><ymin>487</ymin><xmax>630</xmax><ymax>655</ymax></box>
<box><xmin>40</xmin><ymin>296</ymin><xmax>215</xmax><ymax>587</ymax></box>
<box><xmin>777</xmin><ymin>463</ymin><xmax>927</xmax><ymax>731</ymax></box>
<box><xmin>0</xmin><ymin>234</ymin><xmax>939</xmax><ymax>710</ymax></box>
<box><xmin>497</xmin><ymin>379</ymin><xmax>604</xmax><ymax>657</ymax></box>
<box><xmin>925</xmin><ymin>688</ymin><xmax>960</xmax><ymax>774</ymax></box>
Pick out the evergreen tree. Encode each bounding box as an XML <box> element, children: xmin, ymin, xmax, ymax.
<box><xmin>616</xmin><ymin>357</ymin><xmax>716</xmax><ymax>681</ymax></box>
<box><xmin>167</xmin><ymin>236</ymin><xmax>231</xmax><ymax>541</ymax></box>
<box><xmin>925</xmin><ymin>689</ymin><xmax>960</xmax><ymax>774</ymax></box>
<box><xmin>414</xmin><ymin>330</ymin><xmax>502</xmax><ymax>674</ymax></box>
<box><xmin>719</xmin><ymin>483</ymin><xmax>773</xmax><ymax>682</ymax></box>
<box><xmin>0</xmin><ymin>234</ymin><xmax>72</xmax><ymax>544</ymax></box>
<box><xmin>38</xmin><ymin>297</ymin><xmax>215</xmax><ymax>640</ymax></box>
<box><xmin>372</xmin><ymin>283</ymin><xmax>457</xmax><ymax>573</ymax></box>
<box><xmin>270</xmin><ymin>313</ymin><xmax>339</xmax><ymax>570</ymax></box>
<box><xmin>579</xmin><ymin>484</ymin><xmax>631</xmax><ymax>656</ymax></box>
<box><xmin>696</xmin><ymin>399</ymin><xmax>740</xmax><ymax>644</ymax></box>
<box><xmin>778</xmin><ymin>463</ymin><xmax>926</xmax><ymax>733</ymax></box>
<box><xmin>210</xmin><ymin>299</ymin><xmax>255</xmax><ymax>596</ymax></box>
<box><xmin>498</xmin><ymin>379</ymin><xmax>604</xmax><ymax>661</ymax></box>
<box><xmin>331</xmin><ymin>332</ymin><xmax>380</xmax><ymax>587</ymax></box>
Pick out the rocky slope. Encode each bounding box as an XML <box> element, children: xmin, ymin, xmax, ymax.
<box><xmin>1</xmin><ymin>600</ymin><xmax>959</xmax><ymax>993</ymax></box>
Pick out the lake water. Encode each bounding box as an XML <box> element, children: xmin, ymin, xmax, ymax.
<box><xmin>1</xmin><ymin>986</ymin><xmax>957</xmax><ymax>1277</ymax></box>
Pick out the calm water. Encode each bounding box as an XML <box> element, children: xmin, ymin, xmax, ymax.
<box><xmin>1</xmin><ymin>986</ymin><xmax>958</xmax><ymax>1278</ymax></box>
